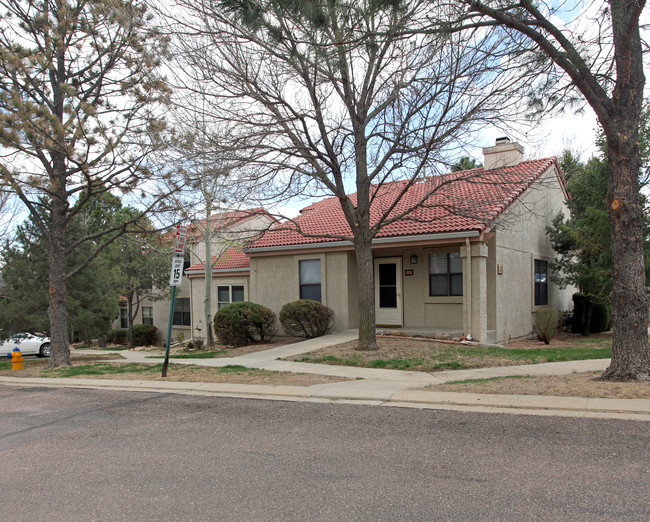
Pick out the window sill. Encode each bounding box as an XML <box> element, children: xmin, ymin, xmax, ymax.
<box><xmin>424</xmin><ymin>296</ymin><xmax>463</xmax><ymax>304</ymax></box>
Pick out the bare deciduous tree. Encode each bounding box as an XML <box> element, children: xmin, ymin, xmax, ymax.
<box><xmin>449</xmin><ymin>0</ymin><xmax>649</xmax><ymax>380</ymax></box>
<box><xmin>164</xmin><ymin>0</ymin><xmax>530</xmax><ymax>350</ymax></box>
<box><xmin>163</xmin><ymin>103</ymin><xmax>266</xmax><ymax>347</ymax></box>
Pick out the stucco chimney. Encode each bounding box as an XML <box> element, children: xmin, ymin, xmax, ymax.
<box><xmin>482</xmin><ymin>137</ymin><xmax>524</xmax><ymax>170</ymax></box>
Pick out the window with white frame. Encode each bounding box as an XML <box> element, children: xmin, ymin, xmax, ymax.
<box><xmin>217</xmin><ymin>285</ymin><xmax>245</xmax><ymax>309</ymax></box>
<box><xmin>142</xmin><ymin>306</ymin><xmax>153</xmax><ymax>325</ymax></box>
<box><xmin>429</xmin><ymin>252</ymin><xmax>463</xmax><ymax>296</ymax></box>
<box><xmin>299</xmin><ymin>259</ymin><xmax>321</xmax><ymax>302</ymax></box>
<box><xmin>534</xmin><ymin>260</ymin><xmax>548</xmax><ymax>306</ymax></box>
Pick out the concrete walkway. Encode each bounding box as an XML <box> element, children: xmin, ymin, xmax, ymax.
<box><xmin>2</xmin><ymin>330</ymin><xmax>649</xmax><ymax>421</ymax></box>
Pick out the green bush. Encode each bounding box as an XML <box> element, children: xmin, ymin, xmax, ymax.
<box><xmin>533</xmin><ymin>307</ymin><xmax>560</xmax><ymax>344</ymax></box>
<box><xmin>213</xmin><ymin>302</ymin><xmax>277</xmax><ymax>347</ymax></box>
<box><xmin>571</xmin><ymin>293</ymin><xmax>611</xmax><ymax>334</ymax></box>
<box><xmin>279</xmin><ymin>300</ymin><xmax>335</xmax><ymax>339</ymax></box>
<box><xmin>133</xmin><ymin>324</ymin><xmax>157</xmax><ymax>346</ymax></box>
<box><xmin>106</xmin><ymin>329</ymin><xmax>128</xmax><ymax>345</ymax></box>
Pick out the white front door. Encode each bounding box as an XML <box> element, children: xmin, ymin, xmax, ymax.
<box><xmin>374</xmin><ymin>257</ymin><xmax>403</xmax><ymax>326</ymax></box>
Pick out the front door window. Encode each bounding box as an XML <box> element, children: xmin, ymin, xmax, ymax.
<box><xmin>374</xmin><ymin>257</ymin><xmax>403</xmax><ymax>326</ymax></box>
<box><xmin>378</xmin><ymin>263</ymin><xmax>397</xmax><ymax>308</ymax></box>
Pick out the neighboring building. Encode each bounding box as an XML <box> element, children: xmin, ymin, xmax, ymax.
<box><xmin>114</xmin><ymin>209</ymin><xmax>275</xmax><ymax>342</ymax></box>
<box><xmin>244</xmin><ymin>139</ymin><xmax>574</xmax><ymax>344</ymax></box>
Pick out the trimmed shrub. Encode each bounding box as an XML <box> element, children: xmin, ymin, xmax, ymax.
<box><xmin>133</xmin><ymin>324</ymin><xmax>157</xmax><ymax>346</ymax></box>
<box><xmin>279</xmin><ymin>300</ymin><xmax>335</xmax><ymax>339</ymax></box>
<box><xmin>106</xmin><ymin>329</ymin><xmax>128</xmax><ymax>345</ymax></box>
<box><xmin>571</xmin><ymin>293</ymin><xmax>611</xmax><ymax>334</ymax></box>
<box><xmin>532</xmin><ymin>307</ymin><xmax>560</xmax><ymax>344</ymax></box>
<box><xmin>213</xmin><ymin>302</ymin><xmax>277</xmax><ymax>347</ymax></box>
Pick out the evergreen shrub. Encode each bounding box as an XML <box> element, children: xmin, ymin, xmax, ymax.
<box><xmin>213</xmin><ymin>302</ymin><xmax>277</xmax><ymax>347</ymax></box>
<box><xmin>106</xmin><ymin>329</ymin><xmax>128</xmax><ymax>345</ymax></box>
<box><xmin>571</xmin><ymin>293</ymin><xmax>611</xmax><ymax>334</ymax></box>
<box><xmin>133</xmin><ymin>324</ymin><xmax>157</xmax><ymax>345</ymax></box>
<box><xmin>532</xmin><ymin>307</ymin><xmax>560</xmax><ymax>344</ymax></box>
<box><xmin>279</xmin><ymin>300</ymin><xmax>335</xmax><ymax>339</ymax></box>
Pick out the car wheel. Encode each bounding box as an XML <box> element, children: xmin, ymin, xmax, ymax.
<box><xmin>38</xmin><ymin>343</ymin><xmax>51</xmax><ymax>358</ymax></box>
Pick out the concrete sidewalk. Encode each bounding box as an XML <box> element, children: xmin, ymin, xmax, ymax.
<box><xmin>2</xmin><ymin>330</ymin><xmax>649</xmax><ymax>421</ymax></box>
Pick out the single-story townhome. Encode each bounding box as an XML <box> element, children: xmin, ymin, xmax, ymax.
<box><xmin>244</xmin><ymin>139</ymin><xmax>574</xmax><ymax>344</ymax></box>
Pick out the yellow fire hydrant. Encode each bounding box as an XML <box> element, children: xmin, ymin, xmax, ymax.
<box><xmin>9</xmin><ymin>348</ymin><xmax>23</xmax><ymax>371</ymax></box>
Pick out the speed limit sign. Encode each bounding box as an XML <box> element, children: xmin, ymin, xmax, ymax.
<box><xmin>170</xmin><ymin>257</ymin><xmax>184</xmax><ymax>286</ymax></box>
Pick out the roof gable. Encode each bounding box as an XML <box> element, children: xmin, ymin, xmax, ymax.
<box><xmin>249</xmin><ymin>158</ymin><xmax>561</xmax><ymax>250</ymax></box>
<box><xmin>187</xmin><ymin>208</ymin><xmax>275</xmax><ymax>238</ymax></box>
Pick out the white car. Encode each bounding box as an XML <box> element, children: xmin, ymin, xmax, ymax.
<box><xmin>0</xmin><ymin>333</ymin><xmax>51</xmax><ymax>358</ymax></box>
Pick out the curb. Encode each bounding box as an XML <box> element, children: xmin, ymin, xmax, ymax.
<box><xmin>2</xmin><ymin>376</ymin><xmax>649</xmax><ymax>422</ymax></box>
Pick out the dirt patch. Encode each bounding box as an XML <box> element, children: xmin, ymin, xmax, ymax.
<box><xmin>433</xmin><ymin>372</ymin><xmax>650</xmax><ymax>399</ymax></box>
<box><xmin>286</xmin><ymin>337</ymin><xmax>549</xmax><ymax>371</ymax></box>
<box><xmin>0</xmin><ymin>358</ymin><xmax>348</xmax><ymax>386</ymax></box>
<box><xmin>90</xmin><ymin>366</ymin><xmax>347</xmax><ymax>386</ymax></box>
<box><xmin>88</xmin><ymin>336</ymin><xmax>303</xmax><ymax>358</ymax></box>
<box><xmin>285</xmin><ymin>331</ymin><xmax>614</xmax><ymax>372</ymax></box>
<box><xmin>500</xmin><ymin>331</ymin><xmax>612</xmax><ymax>350</ymax></box>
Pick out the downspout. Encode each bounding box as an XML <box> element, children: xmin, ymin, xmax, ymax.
<box><xmin>466</xmin><ymin>237</ymin><xmax>472</xmax><ymax>340</ymax></box>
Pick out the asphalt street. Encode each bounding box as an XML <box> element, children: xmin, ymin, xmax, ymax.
<box><xmin>2</xmin><ymin>385</ymin><xmax>649</xmax><ymax>521</ymax></box>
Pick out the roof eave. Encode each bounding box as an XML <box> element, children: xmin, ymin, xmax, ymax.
<box><xmin>246</xmin><ymin>230</ymin><xmax>481</xmax><ymax>253</ymax></box>
<box><xmin>185</xmin><ymin>267</ymin><xmax>251</xmax><ymax>276</ymax></box>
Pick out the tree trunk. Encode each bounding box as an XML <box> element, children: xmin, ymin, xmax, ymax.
<box><xmin>602</xmin><ymin>128</ymin><xmax>650</xmax><ymax>380</ymax></box>
<box><xmin>46</xmin><ymin>45</ymin><xmax>71</xmax><ymax>368</ymax></box>
<box><xmin>355</xmin><ymin>237</ymin><xmax>377</xmax><ymax>351</ymax></box>
<box><xmin>582</xmin><ymin>300</ymin><xmax>592</xmax><ymax>337</ymax></box>
<box><xmin>47</xmin><ymin>197</ymin><xmax>71</xmax><ymax>368</ymax></box>
<box><xmin>127</xmin><ymin>295</ymin><xmax>135</xmax><ymax>349</ymax></box>
<box><xmin>204</xmin><ymin>201</ymin><xmax>215</xmax><ymax>348</ymax></box>
<box><xmin>600</xmin><ymin>1</ymin><xmax>650</xmax><ymax>381</ymax></box>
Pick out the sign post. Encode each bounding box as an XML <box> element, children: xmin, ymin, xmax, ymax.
<box><xmin>162</xmin><ymin>225</ymin><xmax>188</xmax><ymax>377</ymax></box>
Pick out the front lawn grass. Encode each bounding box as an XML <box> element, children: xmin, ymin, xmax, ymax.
<box><xmin>0</xmin><ymin>360</ymin><xmax>348</xmax><ymax>386</ymax></box>
<box><xmin>41</xmin><ymin>363</ymin><xmax>272</xmax><ymax>378</ymax></box>
<box><xmin>291</xmin><ymin>335</ymin><xmax>616</xmax><ymax>373</ymax></box>
<box><xmin>443</xmin><ymin>375</ymin><xmax>534</xmax><ymax>386</ymax></box>
<box><xmin>0</xmin><ymin>361</ymin><xmax>277</xmax><ymax>379</ymax></box>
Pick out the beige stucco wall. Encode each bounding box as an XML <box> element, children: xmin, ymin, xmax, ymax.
<box><xmin>249</xmin><ymin>250</ymin><xmax>355</xmax><ymax>331</ymax></box>
<box><xmin>491</xmin><ymin>166</ymin><xmax>574</xmax><ymax>343</ymax></box>
<box><xmin>188</xmin><ymin>273</ymin><xmax>250</xmax><ymax>342</ymax></box>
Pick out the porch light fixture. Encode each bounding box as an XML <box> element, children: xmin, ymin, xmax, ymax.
<box><xmin>410</xmin><ymin>255</ymin><xmax>418</xmax><ymax>265</ymax></box>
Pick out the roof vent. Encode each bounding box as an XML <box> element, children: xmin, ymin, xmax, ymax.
<box><xmin>482</xmin><ymin>138</ymin><xmax>524</xmax><ymax>170</ymax></box>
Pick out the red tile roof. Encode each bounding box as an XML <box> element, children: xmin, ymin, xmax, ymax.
<box><xmin>248</xmin><ymin>159</ymin><xmax>561</xmax><ymax>250</ymax></box>
<box><xmin>185</xmin><ymin>247</ymin><xmax>250</xmax><ymax>272</ymax></box>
